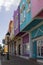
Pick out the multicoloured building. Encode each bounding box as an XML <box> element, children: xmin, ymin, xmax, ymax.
<box><xmin>6</xmin><ymin>0</ymin><xmax>43</xmax><ymax>59</ymax></box>
<box><xmin>22</xmin><ymin>0</ymin><xmax>43</xmax><ymax>58</ymax></box>
<box><xmin>19</xmin><ymin>0</ymin><xmax>31</xmax><ymax>57</ymax></box>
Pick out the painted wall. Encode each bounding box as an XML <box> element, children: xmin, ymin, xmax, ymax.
<box><xmin>9</xmin><ymin>21</ymin><xmax>14</xmax><ymax>40</ymax></box>
<box><xmin>22</xmin><ymin>34</ymin><xmax>29</xmax><ymax>44</ymax></box>
<box><xmin>20</xmin><ymin>0</ymin><xmax>31</xmax><ymax>31</ymax></box>
<box><xmin>8</xmin><ymin>20</ymin><xmax>14</xmax><ymax>33</ymax></box>
<box><xmin>40</xmin><ymin>0</ymin><xmax>43</xmax><ymax>9</ymax></box>
<box><xmin>31</xmin><ymin>0</ymin><xmax>43</xmax><ymax>18</ymax></box>
<box><xmin>13</xmin><ymin>6</ymin><xmax>20</xmax><ymax>36</ymax></box>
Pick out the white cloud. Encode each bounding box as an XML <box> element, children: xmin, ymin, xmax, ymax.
<box><xmin>0</xmin><ymin>0</ymin><xmax>4</xmax><ymax>6</ymax></box>
<box><xmin>0</xmin><ymin>0</ymin><xmax>20</xmax><ymax>11</ymax></box>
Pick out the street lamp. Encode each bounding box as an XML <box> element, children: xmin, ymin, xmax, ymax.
<box><xmin>6</xmin><ymin>32</ymin><xmax>10</xmax><ymax>60</ymax></box>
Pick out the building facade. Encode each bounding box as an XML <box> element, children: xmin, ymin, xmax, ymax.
<box><xmin>20</xmin><ymin>0</ymin><xmax>31</xmax><ymax>31</ymax></box>
<box><xmin>13</xmin><ymin>6</ymin><xmax>21</xmax><ymax>55</ymax></box>
<box><xmin>8</xmin><ymin>20</ymin><xmax>15</xmax><ymax>55</ymax></box>
<box><xmin>13</xmin><ymin>6</ymin><xmax>20</xmax><ymax>36</ymax></box>
<box><xmin>19</xmin><ymin>0</ymin><xmax>43</xmax><ymax>58</ymax></box>
<box><xmin>6</xmin><ymin>0</ymin><xmax>43</xmax><ymax>59</ymax></box>
<box><xmin>31</xmin><ymin>0</ymin><xmax>43</xmax><ymax>18</ymax></box>
<box><xmin>19</xmin><ymin>0</ymin><xmax>32</xmax><ymax>57</ymax></box>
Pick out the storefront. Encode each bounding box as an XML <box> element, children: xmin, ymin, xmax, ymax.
<box><xmin>22</xmin><ymin>34</ymin><xmax>30</xmax><ymax>57</ymax></box>
<box><xmin>31</xmin><ymin>23</ymin><xmax>43</xmax><ymax>58</ymax></box>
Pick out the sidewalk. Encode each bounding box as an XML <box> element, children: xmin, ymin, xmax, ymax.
<box><xmin>37</xmin><ymin>59</ymin><xmax>43</xmax><ymax>63</ymax></box>
<box><xmin>16</xmin><ymin>55</ymin><xmax>29</xmax><ymax>59</ymax></box>
<box><xmin>1</xmin><ymin>55</ymin><xmax>43</xmax><ymax>65</ymax></box>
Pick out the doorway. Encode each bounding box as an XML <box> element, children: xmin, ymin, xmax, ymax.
<box><xmin>18</xmin><ymin>44</ymin><xmax>21</xmax><ymax>55</ymax></box>
<box><xmin>37</xmin><ymin>39</ymin><xmax>43</xmax><ymax>58</ymax></box>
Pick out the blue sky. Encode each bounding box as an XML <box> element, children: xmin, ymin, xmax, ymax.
<box><xmin>0</xmin><ymin>0</ymin><xmax>20</xmax><ymax>45</ymax></box>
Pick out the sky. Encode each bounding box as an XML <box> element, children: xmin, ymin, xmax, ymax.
<box><xmin>0</xmin><ymin>0</ymin><xmax>20</xmax><ymax>46</ymax></box>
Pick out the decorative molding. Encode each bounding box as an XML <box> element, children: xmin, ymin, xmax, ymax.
<box><xmin>20</xmin><ymin>17</ymin><xmax>25</xmax><ymax>25</ymax></box>
<box><xmin>20</xmin><ymin>11</ymin><xmax>26</xmax><ymax>25</ymax></box>
<box><xmin>34</xmin><ymin>28</ymin><xmax>43</xmax><ymax>37</ymax></box>
<box><xmin>20</xmin><ymin>2</ymin><xmax>25</xmax><ymax>14</ymax></box>
<box><xmin>30</xmin><ymin>21</ymin><xmax>43</xmax><ymax>32</ymax></box>
<box><xmin>32</xmin><ymin>36</ymin><xmax>43</xmax><ymax>42</ymax></box>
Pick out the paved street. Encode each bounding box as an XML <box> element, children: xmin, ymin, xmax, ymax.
<box><xmin>0</xmin><ymin>55</ymin><xmax>43</xmax><ymax>65</ymax></box>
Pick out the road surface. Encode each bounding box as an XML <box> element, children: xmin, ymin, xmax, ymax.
<box><xmin>0</xmin><ymin>60</ymin><xmax>1</xmax><ymax>65</ymax></box>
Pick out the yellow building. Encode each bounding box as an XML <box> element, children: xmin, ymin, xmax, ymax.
<box><xmin>4</xmin><ymin>45</ymin><xmax>8</xmax><ymax>53</ymax></box>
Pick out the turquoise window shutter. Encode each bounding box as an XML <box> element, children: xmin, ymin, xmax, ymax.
<box><xmin>32</xmin><ymin>41</ymin><xmax>37</xmax><ymax>58</ymax></box>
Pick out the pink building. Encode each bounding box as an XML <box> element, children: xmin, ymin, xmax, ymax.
<box><xmin>31</xmin><ymin>0</ymin><xmax>43</xmax><ymax>18</ymax></box>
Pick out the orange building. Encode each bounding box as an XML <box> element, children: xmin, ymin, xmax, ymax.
<box><xmin>8</xmin><ymin>20</ymin><xmax>14</xmax><ymax>55</ymax></box>
<box><xmin>8</xmin><ymin>20</ymin><xmax>14</xmax><ymax>33</ymax></box>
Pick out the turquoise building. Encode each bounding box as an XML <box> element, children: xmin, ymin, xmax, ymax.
<box><xmin>13</xmin><ymin>0</ymin><xmax>43</xmax><ymax>59</ymax></box>
<box><xmin>22</xmin><ymin>10</ymin><xmax>43</xmax><ymax>58</ymax></box>
<box><xmin>19</xmin><ymin>0</ymin><xmax>32</xmax><ymax>57</ymax></box>
<box><xmin>19</xmin><ymin>0</ymin><xmax>43</xmax><ymax>58</ymax></box>
<box><xmin>20</xmin><ymin>0</ymin><xmax>31</xmax><ymax>31</ymax></box>
<box><xmin>31</xmin><ymin>22</ymin><xmax>43</xmax><ymax>58</ymax></box>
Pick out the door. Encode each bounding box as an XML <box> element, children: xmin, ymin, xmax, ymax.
<box><xmin>18</xmin><ymin>44</ymin><xmax>21</xmax><ymax>55</ymax></box>
<box><xmin>32</xmin><ymin>41</ymin><xmax>37</xmax><ymax>58</ymax></box>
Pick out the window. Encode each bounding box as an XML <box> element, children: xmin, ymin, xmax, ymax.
<box><xmin>26</xmin><ymin>2</ymin><xmax>31</xmax><ymax>13</ymax></box>
<box><xmin>26</xmin><ymin>0</ymin><xmax>30</xmax><ymax>4</ymax></box>
<box><xmin>20</xmin><ymin>7</ymin><xmax>23</xmax><ymax>13</ymax></box>
<box><xmin>20</xmin><ymin>2</ymin><xmax>25</xmax><ymax>13</ymax></box>
<box><xmin>14</xmin><ymin>15</ymin><xmax>18</xmax><ymax>30</ymax></box>
<box><xmin>20</xmin><ymin>11</ymin><xmax>26</xmax><ymax>25</ymax></box>
<box><xmin>22</xmin><ymin>2</ymin><xmax>25</xmax><ymax>10</ymax></box>
<box><xmin>23</xmin><ymin>43</ymin><xmax>30</xmax><ymax>54</ymax></box>
<box><xmin>24</xmin><ymin>11</ymin><xmax>26</xmax><ymax>18</ymax></box>
<box><xmin>22</xmin><ymin>11</ymin><xmax>26</xmax><ymax>22</ymax></box>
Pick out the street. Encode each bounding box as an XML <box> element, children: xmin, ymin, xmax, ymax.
<box><xmin>0</xmin><ymin>55</ymin><xmax>43</xmax><ymax>65</ymax></box>
<box><xmin>0</xmin><ymin>60</ymin><xmax>1</xmax><ymax>65</ymax></box>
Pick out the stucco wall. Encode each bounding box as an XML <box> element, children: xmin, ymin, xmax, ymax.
<box><xmin>31</xmin><ymin>0</ymin><xmax>43</xmax><ymax>18</ymax></box>
<box><xmin>13</xmin><ymin>6</ymin><xmax>20</xmax><ymax>36</ymax></box>
<box><xmin>20</xmin><ymin>0</ymin><xmax>31</xmax><ymax>31</ymax></box>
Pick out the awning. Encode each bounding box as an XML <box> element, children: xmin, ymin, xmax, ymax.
<box><xmin>22</xmin><ymin>19</ymin><xmax>43</xmax><ymax>31</ymax></box>
<box><xmin>14</xmin><ymin>32</ymin><xmax>25</xmax><ymax>40</ymax></box>
<box><xmin>22</xmin><ymin>10</ymin><xmax>43</xmax><ymax>31</ymax></box>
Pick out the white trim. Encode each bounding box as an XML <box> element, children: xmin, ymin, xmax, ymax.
<box><xmin>32</xmin><ymin>36</ymin><xmax>43</xmax><ymax>42</ymax></box>
<box><xmin>34</xmin><ymin>28</ymin><xmax>43</xmax><ymax>38</ymax></box>
<box><xmin>29</xmin><ymin>32</ymin><xmax>32</xmax><ymax>58</ymax></box>
<box><xmin>32</xmin><ymin>36</ymin><xmax>43</xmax><ymax>58</ymax></box>
<box><xmin>37</xmin><ymin>39</ymin><xmax>43</xmax><ymax>58</ymax></box>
